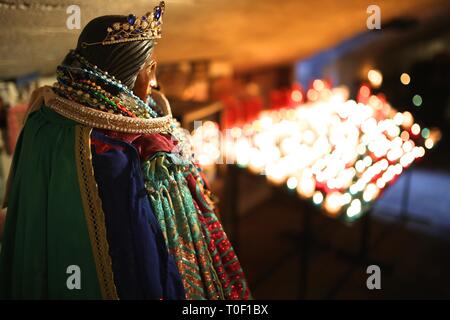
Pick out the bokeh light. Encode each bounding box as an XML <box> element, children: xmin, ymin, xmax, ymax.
<box><xmin>368</xmin><ymin>69</ymin><xmax>383</xmax><ymax>88</ymax></box>
<box><xmin>400</xmin><ymin>73</ymin><xmax>411</xmax><ymax>85</ymax></box>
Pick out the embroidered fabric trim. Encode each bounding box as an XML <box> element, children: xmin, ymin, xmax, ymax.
<box><xmin>75</xmin><ymin>125</ymin><xmax>119</xmax><ymax>300</ymax></box>
<box><xmin>49</xmin><ymin>95</ymin><xmax>172</xmax><ymax>134</ymax></box>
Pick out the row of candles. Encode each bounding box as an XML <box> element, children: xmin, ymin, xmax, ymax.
<box><xmin>191</xmin><ymin>81</ymin><xmax>440</xmax><ymax>220</ymax></box>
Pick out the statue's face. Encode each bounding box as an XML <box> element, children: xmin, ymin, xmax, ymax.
<box><xmin>133</xmin><ymin>56</ymin><xmax>157</xmax><ymax>100</ymax></box>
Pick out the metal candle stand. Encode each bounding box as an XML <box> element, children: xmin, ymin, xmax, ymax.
<box><xmin>224</xmin><ymin>165</ymin><xmax>410</xmax><ymax>299</ymax></box>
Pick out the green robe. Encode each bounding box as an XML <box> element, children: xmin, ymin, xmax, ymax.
<box><xmin>0</xmin><ymin>107</ymin><xmax>103</xmax><ymax>299</ymax></box>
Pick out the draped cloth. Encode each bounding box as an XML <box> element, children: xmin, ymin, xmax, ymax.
<box><xmin>0</xmin><ymin>107</ymin><xmax>105</xmax><ymax>298</ymax></box>
<box><xmin>0</xmin><ymin>87</ymin><xmax>250</xmax><ymax>299</ymax></box>
<box><xmin>0</xmin><ymin>107</ymin><xmax>185</xmax><ymax>299</ymax></box>
<box><xmin>90</xmin><ymin>130</ymin><xmax>185</xmax><ymax>299</ymax></box>
<box><xmin>92</xmin><ymin>130</ymin><xmax>251</xmax><ymax>300</ymax></box>
<box><xmin>141</xmin><ymin>154</ymin><xmax>250</xmax><ymax>299</ymax></box>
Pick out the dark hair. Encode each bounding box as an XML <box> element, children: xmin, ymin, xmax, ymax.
<box><xmin>62</xmin><ymin>15</ymin><xmax>154</xmax><ymax>89</ymax></box>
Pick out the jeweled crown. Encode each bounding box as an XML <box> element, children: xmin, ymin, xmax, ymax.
<box><xmin>83</xmin><ymin>1</ymin><xmax>165</xmax><ymax>47</ymax></box>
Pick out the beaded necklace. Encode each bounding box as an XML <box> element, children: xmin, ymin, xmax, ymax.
<box><xmin>53</xmin><ymin>50</ymin><xmax>158</xmax><ymax>119</ymax></box>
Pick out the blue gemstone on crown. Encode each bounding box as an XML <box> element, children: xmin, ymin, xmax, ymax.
<box><xmin>127</xmin><ymin>14</ymin><xmax>136</xmax><ymax>25</ymax></box>
<box><xmin>154</xmin><ymin>6</ymin><xmax>161</xmax><ymax>19</ymax></box>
